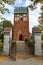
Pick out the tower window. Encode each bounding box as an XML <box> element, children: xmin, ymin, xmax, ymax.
<box><xmin>17</xmin><ymin>15</ymin><xmax>19</xmax><ymax>16</ymax></box>
<box><xmin>15</xmin><ymin>17</ymin><xmax>17</xmax><ymax>21</ymax></box>
<box><xmin>23</xmin><ymin>14</ymin><xmax>26</xmax><ymax>16</ymax></box>
<box><xmin>24</xmin><ymin>17</ymin><xmax>27</xmax><ymax>21</ymax></box>
<box><xmin>17</xmin><ymin>17</ymin><xmax>19</xmax><ymax>21</ymax></box>
<box><xmin>15</xmin><ymin>17</ymin><xmax>19</xmax><ymax>21</ymax></box>
<box><xmin>21</xmin><ymin>17</ymin><xmax>22</xmax><ymax>20</ymax></box>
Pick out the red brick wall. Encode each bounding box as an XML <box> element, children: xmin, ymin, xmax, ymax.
<box><xmin>13</xmin><ymin>14</ymin><xmax>31</xmax><ymax>40</ymax></box>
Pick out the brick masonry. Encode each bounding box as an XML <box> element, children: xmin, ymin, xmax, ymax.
<box><xmin>13</xmin><ymin>13</ymin><xmax>31</xmax><ymax>40</ymax></box>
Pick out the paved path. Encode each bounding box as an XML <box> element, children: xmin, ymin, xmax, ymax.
<box><xmin>16</xmin><ymin>58</ymin><xmax>43</xmax><ymax>65</ymax></box>
<box><xmin>0</xmin><ymin>57</ymin><xmax>43</xmax><ymax>65</ymax></box>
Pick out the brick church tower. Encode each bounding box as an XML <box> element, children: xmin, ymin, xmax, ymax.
<box><xmin>13</xmin><ymin>7</ymin><xmax>31</xmax><ymax>40</ymax></box>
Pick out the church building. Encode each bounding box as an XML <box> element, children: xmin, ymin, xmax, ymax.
<box><xmin>13</xmin><ymin>7</ymin><xmax>31</xmax><ymax>40</ymax></box>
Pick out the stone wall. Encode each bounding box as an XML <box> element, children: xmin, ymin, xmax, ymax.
<box><xmin>34</xmin><ymin>33</ymin><xmax>42</xmax><ymax>56</ymax></box>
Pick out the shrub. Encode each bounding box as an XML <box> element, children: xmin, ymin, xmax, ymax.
<box><xmin>0</xmin><ymin>41</ymin><xmax>3</xmax><ymax>53</ymax></box>
<box><xmin>24</xmin><ymin>38</ymin><xmax>29</xmax><ymax>43</ymax></box>
<box><xmin>0</xmin><ymin>46</ymin><xmax>3</xmax><ymax>52</ymax></box>
<box><xmin>28</xmin><ymin>39</ymin><xmax>33</xmax><ymax>44</ymax></box>
<box><xmin>25</xmin><ymin>38</ymin><xmax>34</xmax><ymax>48</ymax></box>
<box><xmin>12</xmin><ymin>40</ymin><xmax>16</xmax><ymax>46</ymax></box>
<box><xmin>41</xmin><ymin>34</ymin><xmax>43</xmax><ymax>40</ymax></box>
<box><xmin>0</xmin><ymin>33</ymin><xmax>4</xmax><ymax>42</ymax></box>
<box><xmin>25</xmin><ymin>39</ymin><xmax>34</xmax><ymax>54</ymax></box>
<box><xmin>25</xmin><ymin>38</ymin><xmax>33</xmax><ymax>44</ymax></box>
<box><xmin>28</xmin><ymin>39</ymin><xmax>34</xmax><ymax>48</ymax></box>
<box><xmin>42</xmin><ymin>43</ymin><xmax>43</xmax><ymax>50</ymax></box>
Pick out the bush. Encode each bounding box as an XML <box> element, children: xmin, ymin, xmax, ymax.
<box><xmin>41</xmin><ymin>34</ymin><xmax>43</xmax><ymax>40</ymax></box>
<box><xmin>25</xmin><ymin>38</ymin><xmax>33</xmax><ymax>44</ymax></box>
<box><xmin>28</xmin><ymin>39</ymin><xmax>33</xmax><ymax>44</ymax></box>
<box><xmin>28</xmin><ymin>40</ymin><xmax>34</xmax><ymax>48</ymax></box>
<box><xmin>0</xmin><ymin>33</ymin><xmax>4</xmax><ymax>42</ymax></box>
<box><xmin>12</xmin><ymin>40</ymin><xmax>16</xmax><ymax>46</ymax></box>
<box><xmin>24</xmin><ymin>38</ymin><xmax>29</xmax><ymax>43</ymax></box>
<box><xmin>0</xmin><ymin>41</ymin><xmax>3</xmax><ymax>53</ymax></box>
<box><xmin>42</xmin><ymin>43</ymin><xmax>43</xmax><ymax>50</ymax></box>
<box><xmin>0</xmin><ymin>46</ymin><xmax>3</xmax><ymax>52</ymax></box>
<box><xmin>25</xmin><ymin>38</ymin><xmax>34</xmax><ymax>48</ymax></box>
<box><xmin>25</xmin><ymin>38</ymin><xmax>34</xmax><ymax>54</ymax></box>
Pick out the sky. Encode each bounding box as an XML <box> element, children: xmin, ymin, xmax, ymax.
<box><xmin>0</xmin><ymin>0</ymin><xmax>41</xmax><ymax>32</ymax></box>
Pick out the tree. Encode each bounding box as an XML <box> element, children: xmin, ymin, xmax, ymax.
<box><xmin>0</xmin><ymin>20</ymin><xmax>13</xmax><ymax>31</ymax></box>
<box><xmin>0</xmin><ymin>22</ymin><xmax>3</xmax><ymax>31</ymax></box>
<box><xmin>29</xmin><ymin>0</ymin><xmax>43</xmax><ymax>10</ymax></box>
<box><xmin>3</xmin><ymin>20</ymin><xmax>13</xmax><ymax>27</ymax></box>
<box><xmin>30</xmin><ymin>0</ymin><xmax>43</xmax><ymax>4</ymax></box>
<box><xmin>38</xmin><ymin>6</ymin><xmax>43</xmax><ymax>31</ymax></box>
<box><xmin>39</xmin><ymin>6</ymin><xmax>43</xmax><ymax>24</ymax></box>
<box><xmin>0</xmin><ymin>0</ymin><xmax>16</xmax><ymax>14</ymax></box>
<box><xmin>0</xmin><ymin>0</ymin><xmax>16</xmax><ymax>21</ymax></box>
<box><xmin>29</xmin><ymin>0</ymin><xmax>43</xmax><ymax>31</ymax></box>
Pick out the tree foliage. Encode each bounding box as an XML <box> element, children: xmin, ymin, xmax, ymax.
<box><xmin>38</xmin><ymin>6</ymin><xmax>43</xmax><ymax>31</ymax></box>
<box><xmin>29</xmin><ymin>0</ymin><xmax>43</xmax><ymax>10</ymax></box>
<box><xmin>1</xmin><ymin>20</ymin><xmax>13</xmax><ymax>27</ymax></box>
<box><xmin>0</xmin><ymin>0</ymin><xmax>16</xmax><ymax>14</ymax></box>
<box><xmin>39</xmin><ymin>6</ymin><xmax>43</xmax><ymax>24</ymax></box>
<box><xmin>29</xmin><ymin>0</ymin><xmax>43</xmax><ymax>31</ymax></box>
<box><xmin>30</xmin><ymin>0</ymin><xmax>43</xmax><ymax>4</ymax></box>
<box><xmin>41</xmin><ymin>33</ymin><xmax>43</xmax><ymax>40</ymax></box>
<box><xmin>3</xmin><ymin>20</ymin><xmax>13</xmax><ymax>27</ymax></box>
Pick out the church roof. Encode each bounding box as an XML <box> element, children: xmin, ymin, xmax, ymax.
<box><xmin>14</xmin><ymin>7</ymin><xmax>28</xmax><ymax>14</ymax></box>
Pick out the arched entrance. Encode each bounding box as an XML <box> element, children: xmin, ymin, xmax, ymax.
<box><xmin>19</xmin><ymin>34</ymin><xmax>23</xmax><ymax>40</ymax></box>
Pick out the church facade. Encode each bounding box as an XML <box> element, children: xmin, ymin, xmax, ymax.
<box><xmin>13</xmin><ymin>7</ymin><xmax>31</xmax><ymax>41</ymax></box>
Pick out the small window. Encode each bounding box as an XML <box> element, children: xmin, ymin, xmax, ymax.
<box><xmin>23</xmin><ymin>14</ymin><xmax>26</xmax><ymax>16</ymax></box>
<box><xmin>15</xmin><ymin>17</ymin><xmax>17</xmax><ymax>21</ymax></box>
<box><xmin>15</xmin><ymin>17</ymin><xmax>19</xmax><ymax>21</ymax></box>
<box><xmin>21</xmin><ymin>17</ymin><xmax>22</xmax><ymax>20</ymax></box>
<box><xmin>20</xmin><ymin>16</ymin><xmax>22</xmax><ymax>18</ymax></box>
<box><xmin>17</xmin><ymin>17</ymin><xmax>19</xmax><ymax>21</ymax></box>
<box><xmin>17</xmin><ymin>15</ymin><xmax>19</xmax><ymax>16</ymax></box>
<box><xmin>23</xmin><ymin>17</ymin><xmax>27</xmax><ymax>21</ymax></box>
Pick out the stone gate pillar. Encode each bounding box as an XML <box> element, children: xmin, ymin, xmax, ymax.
<box><xmin>32</xmin><ymin>27</ymin><xmax>42</xmax><ymax>56</ymax></box>
<box><xmin>3</xmin><ymin>27</ymin><xmax>12</xmax><ymax>55</ymax></box>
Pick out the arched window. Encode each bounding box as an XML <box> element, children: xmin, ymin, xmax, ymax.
<box><xmin>17</xmin><ymin>17</ymin><xmax>19</xmax><ymax>21</ymax></box>
<box><xmin>21</xmin><ymin>17</ymin><xmax>23</xmax><ymax>20</ymax></box>
<box><xmin>15</xmin><ymin>17</ymin><xmax>17</xmax><ymax>21</ymax></box>
<box><xmin>23</xmin><ymin>17</ymin><xmax>27</xmax><ymax>21</ymax></box>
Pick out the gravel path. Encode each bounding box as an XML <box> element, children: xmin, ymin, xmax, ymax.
<box><xmin>0</xmin><ymin>57</ymin><xmax>43</xmax><ymax>65</ymax></box>
<box><xmin>0</xmin><ymin>58</ymin><xmax>16</xmax><ymax>65</ymax></box>
<box><xmin>16</xmin><ymin>58</ymin><xmax>43</xmax><ymax>65</ymax></box>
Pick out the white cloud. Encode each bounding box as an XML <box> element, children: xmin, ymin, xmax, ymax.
<box><xmin>15</xmin><ymin>0</ymin><xmax>22</xmax><ymax>4</ymax></box>
<box><xmin>18</xmin><ymin>0</ymin><xmax>22</xmax><ymax>3</ymax></box>
<box><xmin>2</xmin><ymin>13</ymin><xmax>14</xmax><ymax>24</ymax></box>
<box><xmin>5</xmin><ymin>4</ymin><xmax>14</xmax><ymax>13</ymax></box>
<box><xmin>25</xmin><ymin>0</ymin><xmax>31</xmax><ymax>6</ymax></box>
